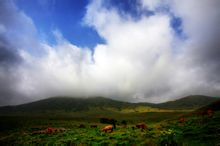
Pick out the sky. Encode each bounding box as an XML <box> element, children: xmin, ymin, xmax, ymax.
<box><xmin>0</xmin><ymin>0</ymin><xmax>220</xmax><ymax>105</ymax></box>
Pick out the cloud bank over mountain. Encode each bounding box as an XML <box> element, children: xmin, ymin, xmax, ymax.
<box><xmin>0</xmin><ymin>0</ymin><xmax>220</xmax><ymax>105</ymax></box>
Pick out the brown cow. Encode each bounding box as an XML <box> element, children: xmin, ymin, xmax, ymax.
<box><xmin>200</xmin><ymin>108</ymin><xmax>214</xmax><ymax>118</ymax></box>
<box><xmin>179</xmin><ymin>117</ymin><xmax>186</xmax><ymax>123</ymax></box>
<box><xmin>136</xmin><ymin>123</ymin><xmax>147</xmax><ymax>131</ymax></box>
<box><xmin>32</xmin><ymin>127</ymin><xmax>66</xmax><ymax>135</ymax></box>
<box><xmin>102</xmin><ymin>125</ymin><xmax>113</xmax><ymax>133</ymax></box>
<box><xmin>47</xmin><ymin>127</ymin><xmax>56</xmax><ymax>133</ymax></box>
<box><xmin>90</xmin><ymin>125</ymin><xmax>98</xmax><ymax>128</ymax></box>
<box><xmin>32</xmin><ymin>130</ymin><xmax>46</xmax><ymax>135</ymax></box>
<box><xmin>207</xmin><ymin>109</ymin><xmax>214</xmax><ymax>118</ymax></box>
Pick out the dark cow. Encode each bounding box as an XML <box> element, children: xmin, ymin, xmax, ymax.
<box><xmin>32</xmin><ymin>127</ymin><xmax>65</xmax><ymax>135</ymax></box>
<box><xmin>200</xmin><ymin>108</ymin><xmax>214</xmax><ymax>118</ymax></box>
<box><xmin>79</xmin><ymin>124</ymin><xmax>86</xmax><ymax>128</ymax></box>
<box><xmin>179</xmin><ymin>117</ymin><xmax>186</xmax><ymax>123</ymax></box>
<box><xmin>136</xmin><ymin>123</ymin><xmax>147</xmax><ymax>131</ymax></box>
<box><xmin>90</xmin><ymin>125</ymin><xmax>98</xmax><ymax>128</ymax></box>
<box><xmin>207</xmin><ymin>109</ymin><xmax>214</xmax><ymax>117</ymax></box>
<box><xmin>47</xmin><ymin>127</ymin><xmax>56</xmax><ymax>133</ymax></box>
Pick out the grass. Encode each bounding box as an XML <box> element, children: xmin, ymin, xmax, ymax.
<box><xmin>0</xmin><ymin>111</ymin><xmax>219</xmax><ymax>145</ymax></box>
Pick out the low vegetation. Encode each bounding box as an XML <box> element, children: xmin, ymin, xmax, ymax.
<box><xmin>0</xmin><ymin>110</ymin><xmax>219</xmax><ymax>145</ymax></box>
<box><xmin>0</xmin><ymin>96</ymin><xmax>219</xmax><ymax>145</ymax></box>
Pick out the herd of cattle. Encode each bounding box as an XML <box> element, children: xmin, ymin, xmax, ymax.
<box><xmin>32</xmin><ymin>108</ymin><xmax>214</xmax><ymax>135</ymax></box>
<box><xmin>32</xmin><ymin>127</ymin><xmax>66</xmax><ymax>134</ymax></box>
<box><xmin>32</xmin><ymin>122</ymin><xmax>147</xmax><ymax>135</ymax></box>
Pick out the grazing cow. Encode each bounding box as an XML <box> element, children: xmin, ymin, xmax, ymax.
<box><xmin>90</xmin><ymin>125</ymin><xmax>98</xmax><ymax>128</ymax></box>
<box><xmin>79</xmin><ymin>124</ymin><xmax>86</xmax><ymax>128</ymax></box>
<box><xmin>32</xmin><ymin>130</ymin><xmax>46</xmax><ymax>135</ymax></box>
<box><xmin>102</xmin><ymin>125</ymin><xmax>113</xmax><ymax>133</ymax></box>
<box><xmin>136</xmin><ymin>123</ymin><xmax>147</xmax><ymax>131</ymax></box>
<box><xmin>100</xmin><ymin>118</ymin><xmax>117</xmax><ymax>128</ymax></box>
<box><xmin>121</xmin><ymin>120</ymin><xmax>127</xmax><ymax>128</ymax></box>
<box><xmin>58</xmin><ymin>128</ymin><xmax>66</xmax><ymax>132</ymax></box>
<box><xmin>200</xmin><ymin>108</ymin><xmax>214</xmax><ymax>118</ymax></box>
<box><xmin>47</xmin><ymin>127</ymin><xmax>56</xmax><ymax>133</ymax></box>
<box><xmin>207</xmin><ymin>109</ymin><xmax>214</xmax><ymax>117</ymax></box>
<box><xmin>132</xmin><ymin>126</ymin><xmax>135</xmax><ymax>130</ymax></box>
<box><xmin>45</xmin><ymin>127</ymin><xmax>66</xmax><ymax>134</ymax></box>
<box><xmin>179</xmin><ymin>117</ymin><xmax>186</xmax><ymax>123</ymax></box>
<box><xmin>32</xmin><ymin>127</ymin><xmax>66</xmax><ymax>135</ymax></box>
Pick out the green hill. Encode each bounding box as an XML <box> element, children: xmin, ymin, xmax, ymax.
<box><xmin>0</xmin><ymin>95</ymin><xmax>219</xmax><ymax>114</ymax></box>
<box><xmin>196</xmin><ymin>99</ymin><xmax>220</xmax><ymax>112</ymax></box>
<box><xmin>0</xmin><ymin>97</ymin><xmax>131</xmax><ymax>113</ymax></box>
<box><xmin>153</xmin><ymin>95</ymin><xmax>220</xmax><ymax>109</ymax></box>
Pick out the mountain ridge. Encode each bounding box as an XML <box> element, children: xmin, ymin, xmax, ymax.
<box><xmin>0</xmin><ymin>95</ymin><xmax>219</xmax><ymax>114</ymax></box>
<box><xmin>153</xmin><ymin>95</ymin><xmax>220</xmax><ymax>109</ymax></box>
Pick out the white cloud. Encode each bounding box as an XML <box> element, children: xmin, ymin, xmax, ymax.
<box><xmin>18</xmin><ymin>38</ymin><xmax>93</xmax><ymax>100</ymax></box>
<box><xmin>17</xmin><ymin>0</ymin><xmax>177</xmax><ymax>103</ymax></box>
<box><xmin>141</xmin><ymin>0</ymin><xmax>162</xmax><ymax>10</ymax></box>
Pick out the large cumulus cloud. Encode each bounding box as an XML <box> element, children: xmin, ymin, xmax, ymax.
<box><xmin>0</xmin><ymin>0</ymin><xmax>220</xmax><ymax>105</ymax></box>
<box><xmin>0</xmin><ymin>0</ymin><xmax>39</xmax><ymax>105</ymax></box>
<box><xmin>169</xmin><ymin>0</ymin><xmax>220</xmax><ymax>98</ymax></box>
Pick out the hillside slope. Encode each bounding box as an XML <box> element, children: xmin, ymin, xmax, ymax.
<box><xmin>0</xmin><ymin>95</ymin><xmax>219</xmax><ymax>114</ymax></box>
<box><xmin>154</xmin><ymin>95</ymin><xmax>220</xmax><ymax>109</ymax></box>
<box><xmin>197</xmin><ymin>99</ymin><xmax>220</xmax><ymax>112</ymax></box>
<box><xmin>0</xmin><ymin>97</ymin><xmax>134</xmax><ymax>113</ymax></box>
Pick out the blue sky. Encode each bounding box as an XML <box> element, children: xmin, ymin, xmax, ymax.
<box><xmin>15</xmin><ymin>0</ymin><xmax>105</xmax><ymax>48</ymax></box>
<box><xmin>14</xmin><ymin>0</ymin><xmax>183</xmax><ymax>49</ymax></box>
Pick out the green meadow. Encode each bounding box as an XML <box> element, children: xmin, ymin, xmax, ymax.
<box><xmin>0</xmin><ymin>111</ymin><xmax>220</xmax><ymax>145</ymax></box>
<box><xmin>0</xmin><ymin>96</ymin><xmax>220</xmax><ymax>145</ymax></box>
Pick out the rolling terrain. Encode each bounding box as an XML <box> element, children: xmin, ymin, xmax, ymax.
<box><xmin>0</xmin><ymin>95</ymin><xmax>219</xmax><ymax>114</ymax></box>
<box><xmin>0</xmin><ymin>95</ymin><xmax>220</xmax><ymax>145</ymax></box>
<box><xmin>153</xmin><ymin>95</ymin><xmax>220</xmax><ymax>109</ymax></box>
<box><xmin>197</xmin><ymin>99</ymin><xmax>220</xmax><ymax>112</ymax></box>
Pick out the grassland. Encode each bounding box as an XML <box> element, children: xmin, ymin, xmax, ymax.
<box><xmin>0</xmin><ymin>96</ymin><xmax>219</xmax><ymax>145</ymax></box>
<box><xmin>0</xmin><ymin>111</ymin><xmax>220</xmax><ymax>145</ymax></box>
